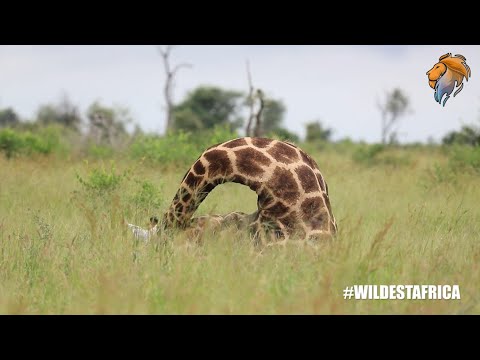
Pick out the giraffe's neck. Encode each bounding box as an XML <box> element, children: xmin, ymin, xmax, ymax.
<box><xmin>163</xmin><ymin>137</ymin><xmax>337</xmax><ymax>239</ymax></box>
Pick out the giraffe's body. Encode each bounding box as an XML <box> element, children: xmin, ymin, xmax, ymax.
<box><xmin>163</xmin><ymin>137</ymin><xmax>337</xmax><ymax>241</ymax></box>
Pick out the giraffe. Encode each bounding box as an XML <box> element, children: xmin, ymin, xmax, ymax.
<box><xmin>162</xmin><ymin>137</ymin><xmax>337</xmax><ymax>243</ymax></box>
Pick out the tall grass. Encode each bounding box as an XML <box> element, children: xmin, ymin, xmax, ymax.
<box><xmin>0</xmin><ymin>145</ymin><xmax>479</xmax><ymax>314</ymax></box>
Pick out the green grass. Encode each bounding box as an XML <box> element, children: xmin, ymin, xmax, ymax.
<box><xmin>0</xmin><ymin>147</ymin><xmax>479</xmax><ymax>314</ymax></box>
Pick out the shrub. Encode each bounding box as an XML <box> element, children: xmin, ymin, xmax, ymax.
<box><xmin>130</xmin><ymin>125</ymin><xmax>239</xmax><ymax>166</ymax></box>
<box><xmin>352</xmin><ymin>144</ymin><xmax>386</xmax><ymax>166</ymax></box>
<box><xmin>75</xmin><ymin>161</ymin><xmax>129</xmax><ymax>197</ymax></box>
<box><xmin>448</xmin><ymin>145</ymin><xmax>480</xmax><ymax>174</ymax></box>
<box><xmin>0</xmin><ymin>128</ymin><xmax>24</xmax><ymax>158</ymax></box>
<box><xmin>132</xmin><ymin>179</ymin><xmax>164</xmax><ymax>209</ymax></box>
<box><xmin>0</xmin><ymin>126</ymin><xmax>65</xmax><ymax>158</ymax></box>
<box><xmin>352</xmin><ymin>144</ymin><xmax>411</xmax><ymax>168</ymax></box>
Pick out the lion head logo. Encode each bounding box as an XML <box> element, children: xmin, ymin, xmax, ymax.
<box><xmin>426</xmin><ymin>53</ymin><xmax>471</xmax><ymax>106</ymax></box>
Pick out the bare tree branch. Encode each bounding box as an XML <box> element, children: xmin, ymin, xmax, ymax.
<box><xmin>156</xmin><ymin>45</ymin><xmax>191</xmax><ymax>133</ymax></box>
<box><xmin>245</xmin><ymin>60</ymin><xmax>255</xmax><ymax>137</ymax></box>
<box><xmin>378</xmin><ymin>88</ymin><xmax>410</xmax><ymax>144</ymax></box>
<box><xmin>253</xmin><ymin>89</ymin><xmax>265</xmax><ymax>137</ymax></box>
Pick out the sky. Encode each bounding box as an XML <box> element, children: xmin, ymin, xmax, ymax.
<box><xmin>1</xmin><ymin>45</ymin><xmax>479</xmax><ymax>143</ymax></box>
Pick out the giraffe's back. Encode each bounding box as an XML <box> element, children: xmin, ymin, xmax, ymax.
<box><xmin>164</xmin><ymin>137</ymin><xmax>337</xmax><ymax>240</ymax></box>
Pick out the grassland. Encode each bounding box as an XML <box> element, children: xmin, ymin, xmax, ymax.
<box><xmin>0</xmin><ymin>144</ymin><xmax>479</xmax><ymax>314</ymax></box>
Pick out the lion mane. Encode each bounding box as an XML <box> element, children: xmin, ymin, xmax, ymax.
<box><xmin>426</xmin><ymin>53</ymin><xmax>471</xmax><ymax>106</ymax></box>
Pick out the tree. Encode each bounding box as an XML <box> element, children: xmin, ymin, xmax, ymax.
<box><xmin>377</xmin><ymin>88</ymin><xmax>410</xmax><ymax>144</ymax></box>
<box><xmin>0</xmin><ymin>108</ymin><xmax>20</xmax><ymax>128</ymax></box>
<box><xmin>157</xmin><ymin>45</ymin><xmax>192</xmax><ymax>133</ymax></box>
<box><xmin>86</xmin><ymin>101</ymin><xmax>132</xmax><ymax>147</ymax></box>
<box><xmin>442</xmin><ymin>125</ymin><xmax>480</xmax><ymax>146</ymax></box>
<box><xmin>244</xmin><ymin>61</ymin><xmax>266</xmax><ymax>137</ymax></box>
<box><xmin>173</xmin><ymin>86</ymin><xmax>244</xmax><ymax>132</ymax></box>
<box><xmin>36</xmin><ymin>93</ymin><xmax>82</xmax><ymax>131</ymax></box>
<box><xmin>262</xmin><ymin>98</ymin><xmax>286</xmax><ymax>134</ymax></box>
<box><xmin>305</xmin><ymin>120</ymin><xmax>333</xmax><ymax>142</ymax></box>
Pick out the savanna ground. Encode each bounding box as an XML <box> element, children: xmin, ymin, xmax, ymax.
<box><xmin>0</xmin><ymin>142</ymin><xmax>479</xmax><ymax>314</ymax></box>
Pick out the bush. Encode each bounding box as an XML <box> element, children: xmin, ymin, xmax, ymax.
<box><xmin>0</xmin><ymin>126</ymin><xmax>65</xmax><ymax>159</ymax></box>
<box><xmin>448</xmin><ymin>145</ymin><xmax>480</xmax><ymax>174</ymax></box>
<box><xmin>132</xmin><ymin>179</ymin><xmax>164</xmax><ymax>209</ymax></box>
<box><xmin>130</xmin><ymin>131</ymin><xmax>199</xmax><ymax>166</ymax></box>
<box><xmin>87</xmin><ymin>144</ymin><xmax>115</xmax><ymax>159</ymax></box>
<box><xmin>442</xmin><ymin>125</ymin><xmax>480</xmax><ymax>146</ymax></box>
<box><xmin>0</xmin><ymin>128</ymin><xmax>24</xmax><ymax>158</ymax></box>
<box><xmin>352</xmin><ymin>144</ymin><xmax>386</xmax><ymax>166</ymax></box>
<box><xmin>130</xmin><ymin>125</ymin><xmax>239</xmax><ymax>166</ymax></box>
<box><xmin>351</xmin><ymin>144</ymin><xmax>411</xmax><ymax>167</ymax></box>
<box><xmin>75</xmin><ymin>161</ymin><xmax>129</xmax><ymax>197</ymax></box>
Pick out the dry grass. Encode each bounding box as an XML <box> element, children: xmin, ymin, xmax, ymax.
<box><xmin>0</xmin><ymin>148</ymin><xmax>479</xmax><ymax>314</ymax></box>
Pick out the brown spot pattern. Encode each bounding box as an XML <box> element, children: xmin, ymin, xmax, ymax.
<box><xmin>223</xmin><ymin>138</ymin><xmax>248</xmax><ymax>148</ymax></box>
<box><xmin>165</xmin><ymin>137</ymin><xmax>335</xmax><ymax>239</ymax></box>
<box><xmin>184</xmin><ymin>172</ymin><xmax>204</xmax><ymax>189</ymax></box>
<box><xmin>204</xmin><ymin>150</ymin><xmax>233</xmax><ymax>177</ymax></box>
<box><xmin>279</xmin><ymin>211</ymin><xmax>298</xmax><ymax>232</ymax></box>
<box><xmin>251</xmin><ymin>138</ymin><xmax>273</xmax><ymax>148</ymax></box>
<box><xmin>300</xmin><ymin>151</ymin><xmax>317</xmax><ymax>169</ymax></box>
<box><xmin>235</xmin><ymin>148</ymin><xmax>271</xmax><ymax>177</ymax></box>
<box><xmin>231</xmin><ymin>174</ymin><xmax>261</xmax><ymax>192</ymax></box>
<box><xmin>266</xmin><ymin>167</ymin><xmax>300</xmax><ymax>203</ymax></box>
<box><xmin>301</xmin><ymin>197</ymin><xmax>322</xmax><ymax>217</ymax></box>
<box><xmin>257</xmin><ymin>190</ymin><xmax>274</xmax><ymax>209</ymax></box>
<box><xmin>174</xmin><ymin>202</ymin><xmax>184</xmax><ymax>214</ymax></box>
<box><xmin>311</xmin><ymin>210</ymin><xmax>329</xmax><ymax>230</ymax></box>
<box><xmin>181</xmin><ymin>190</ymin><xmax>191</xmax><ymax>203</ymax></box>
<box><xmin>193</xmin><ymin>160</ymin><xmax>205</xmax><ymax>175</ymax></box>
<box><xmin>264</xmin><ymin>201</ymin><xmax>290</xmax><ymax>217</ymax></box>
<box><xmin>295</xmin><ymin>165</ymin><xmax>320</xmax><ymax>193</ymax></box>
<box><xmin>301</xmin><ymin>197</ymin><xmax>328</xmax><ymax>230</ymax></box>
<box><xmin>267</xmin><ymin>142</ymin><xmax>299</xmax><ymax>164</ymax></box>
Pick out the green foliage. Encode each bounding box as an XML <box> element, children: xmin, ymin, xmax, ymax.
<box><xmin>424</xmin><ymin>163</ymin><xmax>457</xmax><ymax>186</ymax></box>
<box><xmin>424</xmin><ymin>146</ymin><xmax>480</xmax><ymax>188</ymax></box>
<box><xmin>305</xmin><ymin>120</ymin><xmax>333</xmax><ymax>142</ymax></box>
<box><xmin>132</xmin><ymin>179</ymin><xmax>164</xmax><ymax>209</ymax></box>
<box><xmin>0</xmin><ymin>126</ymin><xmax>64</xmax><ymax>159</ymax></box>
<box><xmin>171</xmin><ymin>108</ymin><xmax>204</xmax><ymax>131</ymax></box>
<box><xmin>442</xmin><ymin>125</ymin><xmax>480</xmax><ymax>146</ymax></box>
<box><xmin>352</xmin><ymin>144</ymin><xmax>411</xmax><ymax>167</ymax></box>
<box><xmin>260</xmin><ymin>98</ymin><xmax>286</xmax><ymax>134</ymax></box>
<box><xmin>352</xmin><ymin>144</ymin><xmax>386</xmax><ymax>165</ymax></box>
<box><xmin>196</xmin><ymin>124</ymin><xmax>239</xmax><ymax>148</ymax></box>
<box><xmin>173</xmin><ymin>86</ymin><xmax>244</xmax><ymax>131</ymax></box>
<box><xmin>130</xmin><ymin>125</ymin><xmax>239</xmax><ymax>166</ymax></box>
<box><xmin>75</xmin><ymin>161</ymin><xmax>129</xmax><ymax>196</ymax></box>
<box><xmin>0</xmin><ymin>129</ymin><xmax>24</xmax><ymax>158</ymax></box>
<box><xmin>87</xmin><ymin>144</ymin><xmax>115</xmax><ymax>159</ymax></box>
<box><xmin>0</xmin><ymin>107</ymin><xmax>20</xmax><ymax>127</ymax></box>
<box><xmin>448</xmin><ymin>145</ymin><xmax>480</xmax><ymax>174</ymax></box>
<box><xmin>36</xmin><ymin>94</ymin><xmax>82</xmax><ymax>132</ymax></box>
<box><xmin>130</xmin><ymin>131</ymin><xmax>199</xmax><ymax>166</ymax></box>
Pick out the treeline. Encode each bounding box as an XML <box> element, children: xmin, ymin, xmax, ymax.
<box><xmin>0</xmin><ymin>85</ymin><xmax>334</xmax><ymax>160</ymax></box>
<box><xmin>1</xmin><ymin>85</ymin><xmax>479</xmax><ymax>163</ymax></box>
